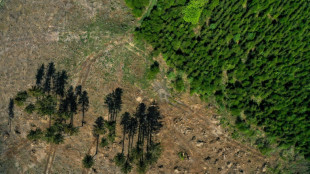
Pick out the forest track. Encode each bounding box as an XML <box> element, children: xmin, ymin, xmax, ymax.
<box><xmin>76</xmin><ymin>35</ymin><xmax>130</xmax><ymax>87</ymax></box>
<box><xmin>44</xmin><ymin>144</ymin><xmax>56</xmax><ymax>174</ymax></box>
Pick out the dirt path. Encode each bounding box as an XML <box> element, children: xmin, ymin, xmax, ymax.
<box><xmin>44</xmin><ymin>145</ymin><xmax>56</xmax><ymax>174</ymax></box>
<box><xmin>76</xmin><ymin>36</ymin><xmax>131</xmax><ymax>87</ymax></box>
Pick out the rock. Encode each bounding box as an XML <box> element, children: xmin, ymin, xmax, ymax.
<box><xmin>204</xmin><ymin>156</ymin><xmax>211</xmax><ymax>161</ymax></box>
<box><xmin>196</xmin><ymin>140</ymin><xmax>205</xmax><ymax>147</ymax></box>
<box><xmin>227</xmin><ymin>161</ymin><xmax>232</xmax><ymax>168</ymax></box>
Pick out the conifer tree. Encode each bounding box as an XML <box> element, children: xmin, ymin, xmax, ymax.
<box><xmin>93</xmin><ymin>116</ymin><xmax>105</xmax><ymax>155</ymax></box>
<box><xmin>121</xmin><ymin>112</ymin><xmax>130</xmax><ymax>154</ymax></box>
<box><xmin>36</xmin><ymin>64</ymin><xmax>45</xmax><ymax>87</ymax></box>
<box><xmin>79</xmin><ymin>91</ymin><xmax>89</xmax><ymax>126</ymax></box>
<box><xmin>8</xmin><ymin>98</ymin><xmax>14</xmax><ymax>132</ymax></box>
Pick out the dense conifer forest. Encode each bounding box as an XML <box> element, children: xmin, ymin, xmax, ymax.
<box><xmin>136</xmin><ymin>0</ymin><xmax>310</xmax><ymax>160</ymax></box>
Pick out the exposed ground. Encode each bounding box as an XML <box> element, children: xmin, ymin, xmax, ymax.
<box><xmin>0</xmin><ymin>0</ymin><xmax>271</xmax><ymax>173</ymax></box>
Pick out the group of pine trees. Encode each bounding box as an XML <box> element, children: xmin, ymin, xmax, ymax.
<box><xmin>136</xmin><ymin>0</ymin><xmax>310</xmax><ymax>160</ymax></box>
<box><xmin>12</xmin><ymin>62</ymin><xmax>89</xmax><ymax>144</ymax></box>
<box><xmin>83</xmin><ymin>88</ymin><xmax>163</xmax><ymax>174</ymax></box>
<box><xmin>115</xmin><ymin>102</ymin><xmax>162</xmax><ymax>173</ymax></box>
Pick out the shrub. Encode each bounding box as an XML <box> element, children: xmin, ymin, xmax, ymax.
<box><xmin>114</xmin><ymin>153</ymin><xmax>125</xmax><ymax>167</ymax></box>
<box><xmin>146</xmin><ymin>61</ymin><xmax>160</xmax><ymax>80</ymax></box>
<box><xmin>27</xmin><ymin>128</ymin><xmax>43</xmax><ymax>141</ymax></box>
<box><xmin>15</xmin><ymin>91</ymin><xmax>28</xmax><ymax>106</ymax></box>
<box><xmin>25</xmin><ymin>104</ymin><xmax>35</xmax><ymax>114</ymax></box>
<box><xmin>82</xmin><ymin>154</ymin><xmax>94</xmax><ymax>169</ymax></box>
<box><xmin>100</xmin><ymin>137</ymin><xmax>108</xmax><ymax>148</ymax></box>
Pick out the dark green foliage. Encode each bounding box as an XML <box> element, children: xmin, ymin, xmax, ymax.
<box><xmin>54</xmin><ymin>70</ymin><xmax>68</xmax><ymax>97</ymax></box>
<box><xmin>43</xmin><ymin>126</ymin><xmax>64</xmax><ymax>144</ymax></box>
<box><xmin>137</xmin><ymin>0</ymin><xmax>310</xmax><ymax>159</ymax></box>
<box><xmin>36</xmin><ymin>64</ymin><xmax>45</xmax><ymax>87</ymax></box>
<box><xmin>146</xmin><ymin>61</ymin><xmax>160</xmax><ymax>80</ymax></box>
<box><xmin>63</xmin><ymin>124</ymin><xmax>79</xmax><ymax>136</ymax></box>
<box><xmin>14</xmin><ymin>91</ymin><xmax>28</xmax><ymax>106</ymax></box>
<box><xmin>79</xmin><ymin>91</ymin><xmax>89</xmax><ymax>126</ymax></box>
<box><xmin>36</xmin><ymin>95</ymin><xmax>56</xmax><ymax>116</ymax></box>
<box><xmin>8</xmin><ymin>98</ymin><xmax>14</xmax><ymax>122</ymax></box>
<box><xmin>116</xmin><ymin>102</ymin><xmax>163</xmax><ymax>173</ymax></box>
<box><xmin>125</xmin><ymin>0</ymin><xmax>150</xmax><ymax>17</ymax></box>
<box><xmin>27</xmin><ymin>128</ymin><xmax>43</xmax><ymax>141</ymax></box>
<box><xmin>25</xmin><ymin>104</ymin><xmax>35</xmax><ymax>114</ymax></box>
<box><xmin>173</xmin><ymin>75</ymin><xmax>185</xmax><ymax>92</ymax></box>
<box><xmin>121</xmin><ymin>160</ymin><xmax>132</xmax><ymax>174</ymax></box>
<box><xmin>145</xmin><ymin>143</ymin><xmax>162</xmax><ymax>165</ymax></box>
<box><xmin>82</xmin><ymin>154</ymin><xmax>94</xmax><ymax>169</ymax></box>
<box><xmin>105</xmin><ymin>88</ymin><xmax>123</xmax><ymax>122</ymax></box>
<box><xmin>28</xmin><ymin>86</ymin><xmax>44</xmax><ymax>99</ymax></box>
<box><xmin>114</xmin><ymin>153</ymin><xmax>126</xmax><ymax>167</ymax></box>
<box><xmin>100</xmin><ymin>137</ymin><xmax>108</xmax><ymax>148</ymax></box>
<box><xmin>93</xmin><ymin>116</ymin><xmax>106</xmax><ymax>155</ymax></box>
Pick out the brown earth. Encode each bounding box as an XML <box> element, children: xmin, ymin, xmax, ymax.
<box><xmin>0</xmin><ymin>0</ymin><xmax>271</xmax><ymax>173</ymax></box>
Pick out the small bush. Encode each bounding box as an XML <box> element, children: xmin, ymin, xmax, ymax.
<box><xmin>146</xmin><ymin>61</ymin><xmax>160</xmax><ymax>80</ymax></box>
<box><xmin>25</xmin><ymin>104</ymin><xmax>36</xmax><ymax>114</ymax></box>
<box><xmin>15</xmin><ymin>91</ymin><xmax>28</xmax><ymax>106</ymax></box>
<box><xmin>173</xmin><ymin>75</ymin><xmax>185</xmax><ymax>92</ymax></box>
<box><xmin>114</xmin><ymin>153</ymin><xmax>125</xmax><ymax>167</ymax></box>
<box><xmin>121</xmin><ymin>160</ymin><xmax>132</xmax><ymax>174</ymax></box>
<box><xmin>100</xmin><ymin>137</ymin><xmax>108</xmax><ymax>148</ymax></box>
<box><xmin>27</xmin><ymin>128</ymin><xmax>43</xmax><ymax>141</ymax></box>
<box><xmin>82</xmin><ymin>154</ymin><xmax>94</xmax><ymax>169</ymax></box>
<box><xmin>108</xmin><ymin>132</ymin><xmax>116</xmax><ymax>143</ymax></box>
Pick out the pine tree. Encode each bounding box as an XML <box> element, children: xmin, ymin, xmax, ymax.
<box><xmin>121</xmin><ymin>112</ymin><xmax>130</xmax><ymax>154</ymax></box>
<box><xmin>93</xmin><ymin>116</ymin><xmax>106</xmax><ymax>155</ymax></box>
<box><xmin>79</xmin><ymin>91</ymin><xmax>89</xmax><ymax>126</ymax></box>
<box><xmin>82</xmin><ymin>154</ymin><xmax>94</xmax><ymax>169</ymax></box>
<box><xmin>8</xmin><ymin>99</ymin><xmax>14</xmax><ymax>132</ymax></box>
<box><xmin>36</xmin><ymin>64</ymin><xmax>45</xmax><ymax>87</ymax></box>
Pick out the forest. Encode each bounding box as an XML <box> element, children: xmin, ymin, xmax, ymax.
<box><xmin>135</xmin><ymin>0</ymin><xmax>310</xmax><ymax>160</ymax></box>
<box><xmin>10</xmin><ymin>63</ymin><xmax>162</xmax><ymax>173</ymax></box>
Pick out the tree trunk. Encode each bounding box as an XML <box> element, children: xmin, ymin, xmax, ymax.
<box><xmin>95</xmin><ymin>135</ymin><xmax>99</xmax><ymax>155</ymax></box>
<box><xmin>122</xmin><ymin>126</ymin><xmax>126</xmax><ymax>154</ymax></box>
<box><xmin>49</xmin><ymin>114</ymin><xmax>52</xmax><ymax>128</ymax></box>
<box><xmin>82</xmin><ymin>107</ymin><xmax>85</xmax><ymax>127</ymax></box>
<box><xmin>127</xmin><ymin>133</ymin><xmax>131</xmax><ymax>157</ymax></box>
<box><xmin>70</xmin><ymin>113</ymin><xmax>74</xmax><ymax>127</ymax></box>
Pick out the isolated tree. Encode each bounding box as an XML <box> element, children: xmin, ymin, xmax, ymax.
<box><xmin>121</xmin><ymin>112</ymin><xmax>130</xmax><ymax>153</ymax></box>
<box><xmin>93</xmin><ymin>116</ymin><xmax>106</xmax><ymax>155</ymax></box>
<box><xmin>8</xmin><ymin>99</ymin><xmax>14</xmax><ymax>132</ymax></box>
<box><xmin>79</xmin><ymin>91</ymin><xmax>89</xmax><ymax>126</ymax></box>
<box><xmin>82</xmin><ymin>154</ymin><xmax>94</xmax><ymax>169</ymax></box>
<box><xmin>36</xmin><ymin>64</ymin><xmax>45</xmax><ymax>87</ymax></box>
